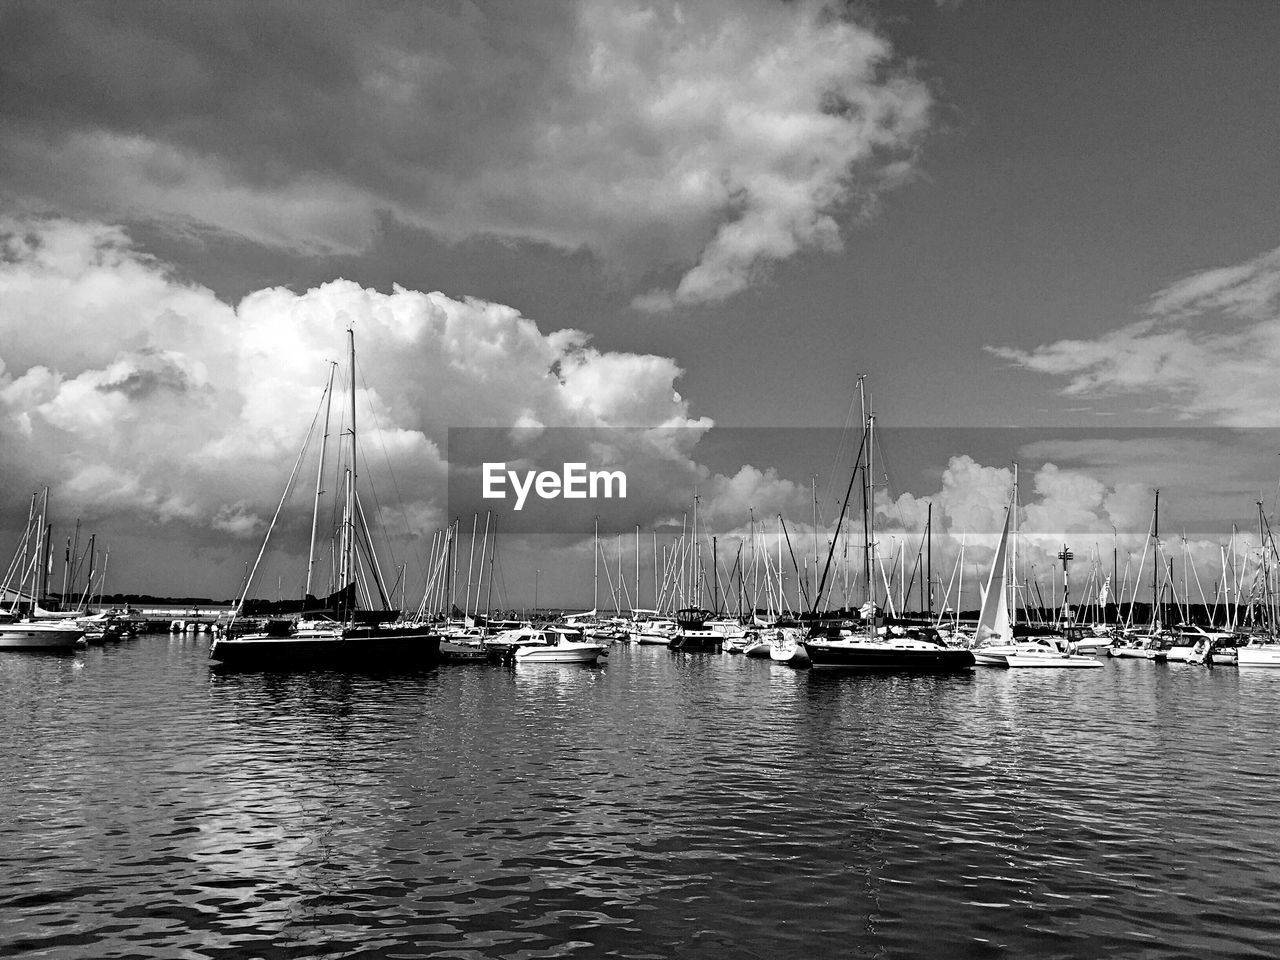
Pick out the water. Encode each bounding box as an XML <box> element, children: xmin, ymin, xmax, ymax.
<box><xmin>3</xmin><ymin>638</ymin><xmax>1280</xmax><ymax>959</ymax></box>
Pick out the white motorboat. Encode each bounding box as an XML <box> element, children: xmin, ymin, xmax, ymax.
<box><xmin>513</xmin><ymin>628</ymin><xmax>605</xmax><ymax>664</ymax></box>
<box><xmin>988</xmin><ymin>648</ymin><xmax>1104</xmax><ymax>669</ymax></box>
<box><xmin>634</xmin><ymin>619</ymin><xmax>678</xmax><ymax>645</ymax></box>
<box><xmin>1238</xmin><ymin>639</ymin><xmax>1280</xmax><ymax>667</ymax></box>
<box><xmin>1107</xmin><ymin>634</ymin><xmax>1161</xmax><ymax>659</ymax></box>
<box><xmin>973</xmin><ymin>635</ymin><xmax>1064</xmax><ymax>666</ymax></box>
<box><xmin>0</xmin><ymin>620</ymin><xmax>86</xmax><ymax>650</ymax></box>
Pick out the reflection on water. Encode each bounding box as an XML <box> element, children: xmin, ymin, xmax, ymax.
<box><xmin>3</xmin><ymin>640</ymin><xmax>1279</xmax><ymax>958</ymax></box>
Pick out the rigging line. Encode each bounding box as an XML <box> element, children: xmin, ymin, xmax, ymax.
<box><xmin>234</xmin><ymin>383</ymin><xmax>329</xmax><ymax>620</ymax></box>
<box><xmin>778</xmin><ymin>515</ymin><xmax>811</xmax><ymax>612</ymax></box>
<box><xmin>355</xmin><ymin>355</ymin><xmax>428</xmax><ymax>581</ymax></box>
<box><xmin>823</xmin><ymin>389</ymin><xmax>862</xmax><ymax>513</ymax></box>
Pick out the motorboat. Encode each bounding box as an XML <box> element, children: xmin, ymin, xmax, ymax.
<box><xmin>0</xmin><ymin>619</ymin><xmax>86</xmax><ymax>651</ymax></box>
<box><xmin>512</xmin><ymin>626</ymin><xmax>605</xmax><ymax>664</ymax></box>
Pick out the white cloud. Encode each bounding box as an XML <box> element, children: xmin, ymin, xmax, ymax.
<box><xmin>990</xmin><ymin>242</ymin><xmax>1280</xmax><ymax>425</ymax></box>
<box><xmin>0</xmin><ymin>217</ymin><xmax>715</xmax><ymax>592</ymax></box>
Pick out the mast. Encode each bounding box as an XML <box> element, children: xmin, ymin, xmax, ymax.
<box><xmin>692</xmin><ymin>492</ymin><xmax>700</xmax><ymax>608</ymax></box>
<box><xmin>476</xmin><ymin>512</ymin><xmax>491</xmax><ymax>621</ymax></box>
<box><xmin>926</xmin><ymin>501</ymin><xmax>933</xmax><ymax>620</ymax></box>
<box><xmin>712</xmin><ymin>535</ymin><xmax>719</xmax><ymax>613</ymax></box>
<box><xmin>96</xmin><ymin>548</ymin><xmax>109</xmax><ymax>611</ymax></box>
<box><xmin>736</xmin><ymin>540</ymin><xmax>744</xmax><ymax>619</ymax></box>
<box><xmin>811</xmin><ymin>475</ymin><xmax>819</xmax><ymax>608</ymax></box>
<box><xmin>635</xmin><ymin>525</ymin><xmax>640</xmax><ymax>615</ymax></box>
<box><xmin>33</xmin><ymin>488</ymin><xmax>52</xmax><ymax>609</ymax></box>
<box><xmin>1010</xmin><ymin>464</ymin><xmax>1019</xmax><ymax>628</ymax></box>
<box><xmin>305</xmin><ymin>361</ymin><xmax>337</xmax><ymax>600</ymax></box>
<box><xmin>465</xmin><ymin>513</ymin><xmax>478</xmax><ymax>621</ymax></box>
<box><xmin>484</xmin><ymin>514</ymin><xmax>496</xmax><ymax>631</ymax></box>
<box><xmin>1152</xmin><ymin>488</ymin><xmax>1160</xmax><ymax>629</ymax></box>
<box><xmin>444</xmin><ymin>521</ymin><xmax>455</xmax><ymax>618</ymax></box>
<box><xmin>82</xmin><ymin>534</ymin><xmax>96</xmax><ymax>611</ymax></box>
<box><xmin>338</xmin><ymin>326</ymin><xmax>358</xmax><ymax>625</ymax></box>
<box><xmin>857</xmin><ymin>376</ymin><xmax>871</xmax><ymax>609</ymax></box>
<box><xmin>1259</xmin><ymin>500</ymin><xmax>1268</xmax><ymax>634</ymax></box>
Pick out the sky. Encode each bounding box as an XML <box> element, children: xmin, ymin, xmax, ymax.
<box><xmin>2</xmin><ymin>0</ymin><xmax>1279</xmax><ymax>611</ymax></box>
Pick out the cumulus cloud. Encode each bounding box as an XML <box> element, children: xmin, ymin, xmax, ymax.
<box><xmin>1</xmin><ymin>0</ymin><xmax>930</xmax><ymax>311</ymax></box>
<box><xmin>989</xmin><ymin>243</ymin><xmax>1280</xmax><ymax>425</ymax></box>
<box><xmin>0</xmin><ymin>216</ymin><xmax>712</xmax><ymax>594</ymax></box>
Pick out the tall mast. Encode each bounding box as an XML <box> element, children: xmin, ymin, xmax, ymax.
<box><xmin>37</xmin><ymin>487</ymin><xmax>51</xmax><ymax>607</ymax></box>
<box><xmin>1152</xmin><ymin>488</ymin><xmax>1160</xmax><ymax>628</ymax></box>
<box><xmin>82</xmin><ymin>534</ymin><xmax>96</xmax><ymax>610</ymax></box>
<box><xmin>712</xmin><ymin>535</ymin><xmax>719</xmax><ymax>614</ymax></box>
<box><xmin>858</xmin><ymin>376</ymin><xmax>871</xmax><ymax>609</ymax></box>
<box><xmin>926</xmin><ymin>501</ymin><xmax>933</xmax><ymax>619</ymax></box>
<box><xmin>593</xmin><ymin>516</ymin><xmax>599</xmax><ymax>612</ymax></box>
<box><xmin>484</xmin><ymin>515</ymin><xmax>496</xmax><ymax>631</ymax></box>
<box><xmin>465</xmin><ymin>513</ymin><xmax>478</xmax><ymax>620</ymax></box>
<box><xmin>1009</xmin><ymin>464</ymin><xmax>1018</xmax><ymax>628</ymax></box>
<box><xmin>342</xmin><ymin>327</ymin><xmax>357</xmax><ymax>624</ymax></box>
<box><xmin>811</xmin><ymin>475</ymin><xmax>819</xmax><ymax>608</ymax></box>
<box><xmin>305</xmin><ymin>361</ymin><xmax>337</xmax><ymax>600</ymax></box>
<box><xmin>1258</xmin><ymin>500</ymin><xmax>1267</xmax><ymax>633</ymax></box>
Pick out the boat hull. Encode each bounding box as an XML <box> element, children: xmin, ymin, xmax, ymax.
<box><xmin>513</xmin><ymin>644</ymin><xmax>603</xmax><ymax>664</ymax></box>
<box><xmin>1238</xmin><ymin>646</ymin><xmax>1280</xmax><ymax>667</ymax></box>
<box><xmin>803</xmin><ymin>639</ymin><xmax>974</xmax><ymax>671</ymax></box>
<box><xmin>669</xmin><ymin>633</ymin><xmax>721</xmax><ymax>652</ymax></box>
<box><xmin>0</xmin><ymin>624</ymin><xmax>85</xmax><ymax>650</ymax></box>
<box><xmin>996</xmin><ymin>653</ymin><xmax>1104</xmax><ymax>669</ymax></box>
<box><xmin>209</xmin><ymin>628</ymin><xmax>441</xmax><ymax>668</ymax></box>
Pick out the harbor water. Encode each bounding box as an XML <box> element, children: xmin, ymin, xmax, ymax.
<box><xmin>3</xmin><ymin>637</ymin><xmax>1279</xmax><ymax>958</ymax></box>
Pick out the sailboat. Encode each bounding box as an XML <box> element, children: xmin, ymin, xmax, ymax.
<box><xmin>1</xmin><ymin>490</ymin><xmax>86</xmax><ymax>651</ymax></box>
<box><xmin>209</xmin><ymin>329</ymin><xmax>441</xmax><ymax>668</ymax></box>
<box><xmin>969</xmin><ymin>493</ymin><xmax>1101</xmax><ymax>669</ymax></box>
<box><xmin>801</xmin><ymin>383</ymin><xmax>974</xmax><ymax>671</ymax></box>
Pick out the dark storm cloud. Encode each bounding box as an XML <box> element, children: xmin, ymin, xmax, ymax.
<box><xmin>0</xmin><ymin>0</ymin><xmax>930</xmax><ymax>307</ymax></box>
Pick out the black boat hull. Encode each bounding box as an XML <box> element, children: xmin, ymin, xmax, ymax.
<box><xmin>210</xmin><ymin>629</ymin><xmax>441</xmax><ymax>668</ymax></box>
<box><xmin>669</xmin><ymin>635</ymin><xmax>722</xmax><ymax>652</ymax></box>
<box><xmin>803</xmin><ymin>640</ymin><xmax>974</xmax><ymax>671</ymax></box>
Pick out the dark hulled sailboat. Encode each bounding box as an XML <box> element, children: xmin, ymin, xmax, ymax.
<box><xmin>210</xmin><ymin>329</ymin><xmax>440</xmax><ymax>669</ymax></box>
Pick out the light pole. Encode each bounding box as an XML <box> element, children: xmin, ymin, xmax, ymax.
<box><xmin>1057</xmin><ymin>545</ymin><xmax>1074</xmax><ymax>624</ymax></box>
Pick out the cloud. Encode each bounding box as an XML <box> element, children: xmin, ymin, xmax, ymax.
<box><xmin>1</xmin><ymin>0</ymin><xmax>930</xmax><ymax>310</ymax></box>
<box><xmin>989</xmin><ymin>242</ymin><xmax>1280</xmax><ymax>425</ymax></box>
<box><xmin>0</xmin><ymin>216</ymin><xmax>712</xmax><ymax>594</ymax></box>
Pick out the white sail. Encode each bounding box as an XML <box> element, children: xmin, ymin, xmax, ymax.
<box><xmin>974</xmin><ymin>502</ymin><xmax>1012</xmax><ymax>646</ymax></box>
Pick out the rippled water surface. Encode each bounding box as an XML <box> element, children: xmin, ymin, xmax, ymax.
<box><xmin>4</xmin><ymin>637</ymin><xmax>1280</xmax><ymax>958</ymax></box>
